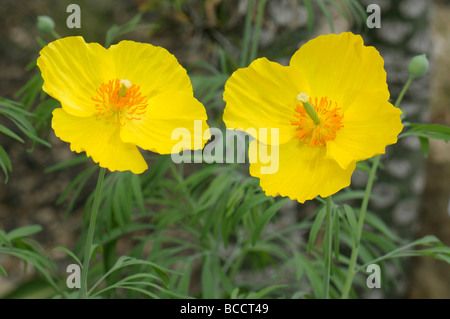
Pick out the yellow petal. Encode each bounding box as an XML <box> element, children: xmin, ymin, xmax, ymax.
<box><xmin>52</xmin><ymin>108</ymin><xmax>148</xmax><ymax>173</ymax></box>
<box><xmin>223</xmin><ymin>58</ymin><xmax>308</xmax><ymax>145</ymax></box>
<box><xmin>326</xmin><ymin>93</ymin><xmax>403</xmax><ymax>169</ymax></box>
<box><xmin>249</xmin><ymin>139</ymin><xmax>355</xmax><ymax>203</ymax></box>
<box><xmin>37</xmin><ymin>36</ymin><xmax>113</xmax><ymax>117</ymax></box>
<box><xmin>108</xmin><ymin>40</ymin><xmax>193</xmax><ymax>99</ymax></box>
<box><xmin>290</xmin><ymin>32</ymin><xmax>389</xmax><ymax>111</ymax></box>
<box><xmin>120</xmin><ymin>91</ymin><xmax>210</xmax><ymax>154</ymax></box>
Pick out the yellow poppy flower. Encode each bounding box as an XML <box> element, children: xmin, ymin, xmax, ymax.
<box><xmin>37</xmin><ymin>36</ymin><xmax>209</xmax><ymax>174</ymax></box>
<box><xmin>223</xmin><ymin>32</ymin><xmax>403</xmax><ymax>203</ymax></box>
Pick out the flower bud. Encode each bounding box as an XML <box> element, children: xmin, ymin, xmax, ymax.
<box><xmin>408</xmin><ymin>54</ymin><xmax>429</xmax><ymax>78</ymax></box>
<box><xmin>37</xmin><ymin>16</ymin><xmax>55</xmax><ymax>34</ymax></box>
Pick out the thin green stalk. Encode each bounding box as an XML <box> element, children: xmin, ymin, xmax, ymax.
<box><xmin>340</xmin><ymin>72</ymin><xmax>413</xmax><ymax>298</ymax></box>
<box><xmin>323</xmin><ymin>196</ymin><xmax>333</xmax><ymax>299</ymax></box>
<box><xmin>341</xmin><ymin>155</ymin><xmax>380</xmax><ymax>299</ymax></box>
<box><xmin>240</xmin><ymin>0</ymin><xmax>254</xmax><ymax>67</ymax></box>
<box><xmin>51</xmin><ymin>31</ymin><xmax>62</xmax><ymax>39</ymax></box>
<box><xmin>394</xmin><ymin>76</ymin><xmax>413</xmax><ymax>108</ymax></box>
<box><xmin>79</xmin><ymin>167</ymin><xmax>106</xmax><ymax>299</ymax></box>
<box><xmin>249</xmin><ymin>0</ymin><xmax>267</xmax><ymax>63</ymax></box>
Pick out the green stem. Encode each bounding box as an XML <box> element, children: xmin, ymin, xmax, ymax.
<box><xmin>323</xmin><ymin>196</ymin><xmax>333</xmax><ymax>299</ymax></box>
<box><xmin>249</xmin><ymin>0</ymin><xmax>267</xmax><ymax>63</ymax></box>
<box><xmin>240</xmin><ymin>0</ymin><xmax>254</xmax><ymax>67</ymax></box>
<box><xmin>51</xmin><ymin>31</ymin><xmax>62</xmax><ymax>39</ymax></box>
<box><xmin>394</xmin><ymin>76</ymin><xmax>413</xmax><ymax>108</ymax></box>
<box><xmin>341</xmin><ymin>155</ymin><xmax>380</xmax><ymax>299</ymax></box>
<box><xmin>340</xmin><ymin>73</ymin><xmax>414</xmax><ymax>298</ymax></box>
<box><xmin>79</xmin><ymin>167</ymin><xmax>106</xmax><ymax>299</ymax></box>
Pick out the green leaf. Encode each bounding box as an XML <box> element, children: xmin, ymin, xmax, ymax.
<box><xmin>333</xmin><ymin>206</ymin><xmax>340</xmax><ymax>261</ymax></box>
<box><xmin>176</xmin><ymin>261</ymin><xmax>192</xmax><ymax>296</ymax></box>
<box><xmin>0</xmin><ymin>247</ymin><xmax>58</xmax><ymax>291</ymax></box>
<box><xmin>49</xmin><ymin>246</ymin><xmax>82</xmax><ymax>266</ymax></box>
<box><xmin>56</xmin><ymin>165</ymin><xmax>97</xmax><ymax>206</ymax></box>
<box><xmin>0</xmin><ymin>145</ymin><xmax>12</xmax><ymax>183</ymax></box>
<box><xmin>362</xmin><ymin>232</ymin><xmax>397</xmax><ymax>254</ymax></box>
<box><xmin>247</xmin><ymin>284</ymin><xmax>286</xmax><ymax>298</ymax></box>
<box><xmin>307</xmin><ymin>206</ymin><xmax>327</xmax><ymax>253</ymax></box>
<box><xmin>401</xmin><ymin>123</ymin><xmax>450</xmax><ymax>141</ymax></box>
<box><xmin>342</xmin><ymin>205</ymin><xmax>359</xmax><ymax>245</ymax></box>
<box><xmin>358</xmin><ymin>235</ymin><xmax>442</xmax><ymax>271</ymax></box>
<box><xmin>0</xmin><ymin>124</ymin><xmax>24</xmax><ymax>143</ymax></box>
<box><xmin>97</xmin><ymin>256</ymin><xmax>170</xmax><ymax>288</ymax></box>
<box><xmin>45</xmin><ymin>154</ymin><xmax>90</xmax><ymax>173</ymax></box>
<box><xmin>232</xmin><ymin>193</ymin><xmax>270</xmax><ymax>228</ymax></box>
<box><xmin>0</xmin><ymin>264</ymin><xmax>7</xmax><ymax>276</ymax></box>
<box><xmin>201</xmin><ymin>254</ymin><xmax>216</xmax><ymax>298</ymax></box>
<box><xmin>364</xmin><ymin>211</ymin><xmax>401</xmax><ymax>242</ymax></box>
<box><xmin>356</xmin><ymin>161</ymin><xmax>371</xmax><ymax>173</ymax></box>
<box><xmin>348</xmin><ymin>0</ymin><xmax>367</xmax><ymax>30</ymax></box>
<box><xmin>0</xmin><ymin>230</ymin><xmax>11</xmax><ymax>247</ymax></box>
<box><xmin>230</xmin><ymin>288</ymin><xmax>240</xmax><ymax>299</ymax></box>
<box><xmin>413</xmin><ymin>235</ymin><xmax>441</xmax><ymax>246</ymax></box>
<box><xmin>294</xmin><ymin>251</ymin><xmax>324</xmax><ymax>298</ymax></box>
<box><xmin>105</xmin><ymin>13</ymin><xmax>155</xmax><ymax>48</ymax></box>
<box><xmin>316</xmin><ymin>0</ymin><xmax>335</xmax><ymax>32</ymax></box>
<box><xmin>292</xmin><ymin>250</ymin><xmax>305</xmax><ymax>281</ymax></box>
<box><xmin>131</xmin><ymin>173</ymin><xmax>145</xmax><ymax>213</ymax></box>
<box><xmin>326</xmin><ymin>0</ymin><xmax>350</xmax><ymax>22</ymax></box>
<box><xmin>419</xmin><ymin>136</ymin><xmax>429</xmax><ymax>158</ymax></box>
<box><xmin>333</xmin><ymin>190</ymin><xmax>370</xmax><ymax>201</ymax></box>
<box><xmin>65</xmin><ymin>166</ymin><xmax>97</xmax><ymax>214</ymax></box>
<box><xmin>304</xmin><ymin>0</ymin><xmax>314</xmax><ymax>31</ymax></box>
<box><xmin>6</xmin><ymin>225</ymin><xmax>42</xmax><ymax>241</ymax></box>
<box><xmin>252</xmin><ymin>198</ymin><xmax>291</xmax><ymax>245</ymax></box>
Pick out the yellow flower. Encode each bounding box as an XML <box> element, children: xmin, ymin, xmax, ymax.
<box><xmin>37</xmin><ymin>36</ymin><xmax>209</xmax><ymax>174</ymax></box>
<box><xmin>223</xmin><ymin>32</ymin><xmax>403</xmax><ymax>203</ymax></box>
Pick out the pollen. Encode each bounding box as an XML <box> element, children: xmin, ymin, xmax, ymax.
<box><xmin>92</xmin><ymin>79</ymin><xmax>148</xmax><ymax>126</ymax></box>
<box><xmin>291</xmin><ymin>96</ymin><xmax>344</xmax><ymax>147</ymax></box>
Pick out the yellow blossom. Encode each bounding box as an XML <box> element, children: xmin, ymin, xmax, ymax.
<box><xmin>37</xmin><ymin>36</ymin><xmax>209</xmax><ymax>173</ymax></box>
<box><xmin>223</xmin><ymin>32</ymin><xmax>403</xmax><ymax>203</ymax></box>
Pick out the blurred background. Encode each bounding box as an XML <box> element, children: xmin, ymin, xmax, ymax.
<box><xmin>0</xmin><ymin>0</ymin><xmax>449</xmax><ymax>298</ymax></box>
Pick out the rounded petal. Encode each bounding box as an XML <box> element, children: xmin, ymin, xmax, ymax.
<box><xmin>108</xmin><ymin>41</ymin><xmax>193</xmax><ymax>99</ymax></box>
<box><xmin>52</xmin><ymin>108</ymin><xmax>148</xmax><ymax>174</ymax></box>
<box><xmin>249</xmin><ymin>139</ymin><xmax>355</xmax><ymax>203</ymax></box>
<box><xmin>290</xmin><ymin>32</ymin><xmax>389</xmax><ymax>111</ymax></box>
<box><xmin>120</xmin><ymin>92</ymin><xmax>210</xmax><ymax>154</ymax></box>
<box><xmin>37</xmin><ymin>36</ymin><xmax>113</xmax><ymax>117</ymax></box>
<box><xmin>223</xmin><ymin>58</ymin><xmax>308</xmax><ymax>145</ymax></box>
<box><xmin>326</xmin><ymin>93</ymin><xmax>403</xmax><ymax>169</ymax></box>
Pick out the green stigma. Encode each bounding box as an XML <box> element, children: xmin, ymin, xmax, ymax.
<box><xmin>119</xmin><ymin>79</ymin><xmax>131</xmax><ymax>97</ymax></box>
<box><xmin>297</xmin><ymin>93</ymin><xmax>320</xmax><ymax>125</ymax></box>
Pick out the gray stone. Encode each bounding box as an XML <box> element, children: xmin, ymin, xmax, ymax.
<box><xmin>351</xmin><ymin>169</ymin><xmax>369</xmax><ymax>188</ymax></box>
<box><xmin>377</xmin><ymin>21</ymin><xmax>413</xmax><ymax>44</ymax></box>
<box><xmin>372</xmin><ymin>183</ymin><xmax>400</xmax><ymax>209</ymax></box>
<box><xmin>411</xmin><ymin>172</ymin><xmax>425</xmax><ymax>195</ymax></box>
<box><xmin>401</xmin><ymin>135</ymin><xmax>421</xmax><ymax>151</ymax></box>
<box><xmin>361</xmin><ymin>0</ymin><xmax>392</xmax><ymax>12</ymax></box>
<box><xmin>268</xmin><ymin>0</ymin><xmax>308</xmax><ymax>29</ymax></box>
<box><xmin>401</xmin><ymin>101</ymin><xmax>422</xmax><ymax>118</ymax></box>
<box><xmin>408</xmin><ymin>31</ymin><xmax>431</xmax><ymax>54</ymax></box>
<box><xmin>393</xmin><ymin>199</ymin><xmax>418</xmax><ymax>225</ymax></box>
<box><xmin>386</xmin><ymin>159</ymin><xmax>413</xmax><ymax>179</ymax></box>
<box><xmin>399</xmin><ymin>0</ymin><xmax>427</xmax><ymax>19</ymax></box>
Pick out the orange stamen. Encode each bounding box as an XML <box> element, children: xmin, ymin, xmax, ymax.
<box><xmin>291</xmin><ymin>96</ymin><xmax>343</xmax><ymax>147</ymax></box>
<box><xmin>91</xmin><ymin>79</ymin><xmax>148</xmax><ymax>126</ymax></box>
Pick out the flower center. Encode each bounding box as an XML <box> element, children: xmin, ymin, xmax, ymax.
<box><xmin>92</xmin><ymin>78</ymin><xmax>148</xmax><ymax>126</ymax></box>
<box><xmin>291</xmin><ymin>93</ymin><xmax>343</xmax><ymax>147</ymax></box>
